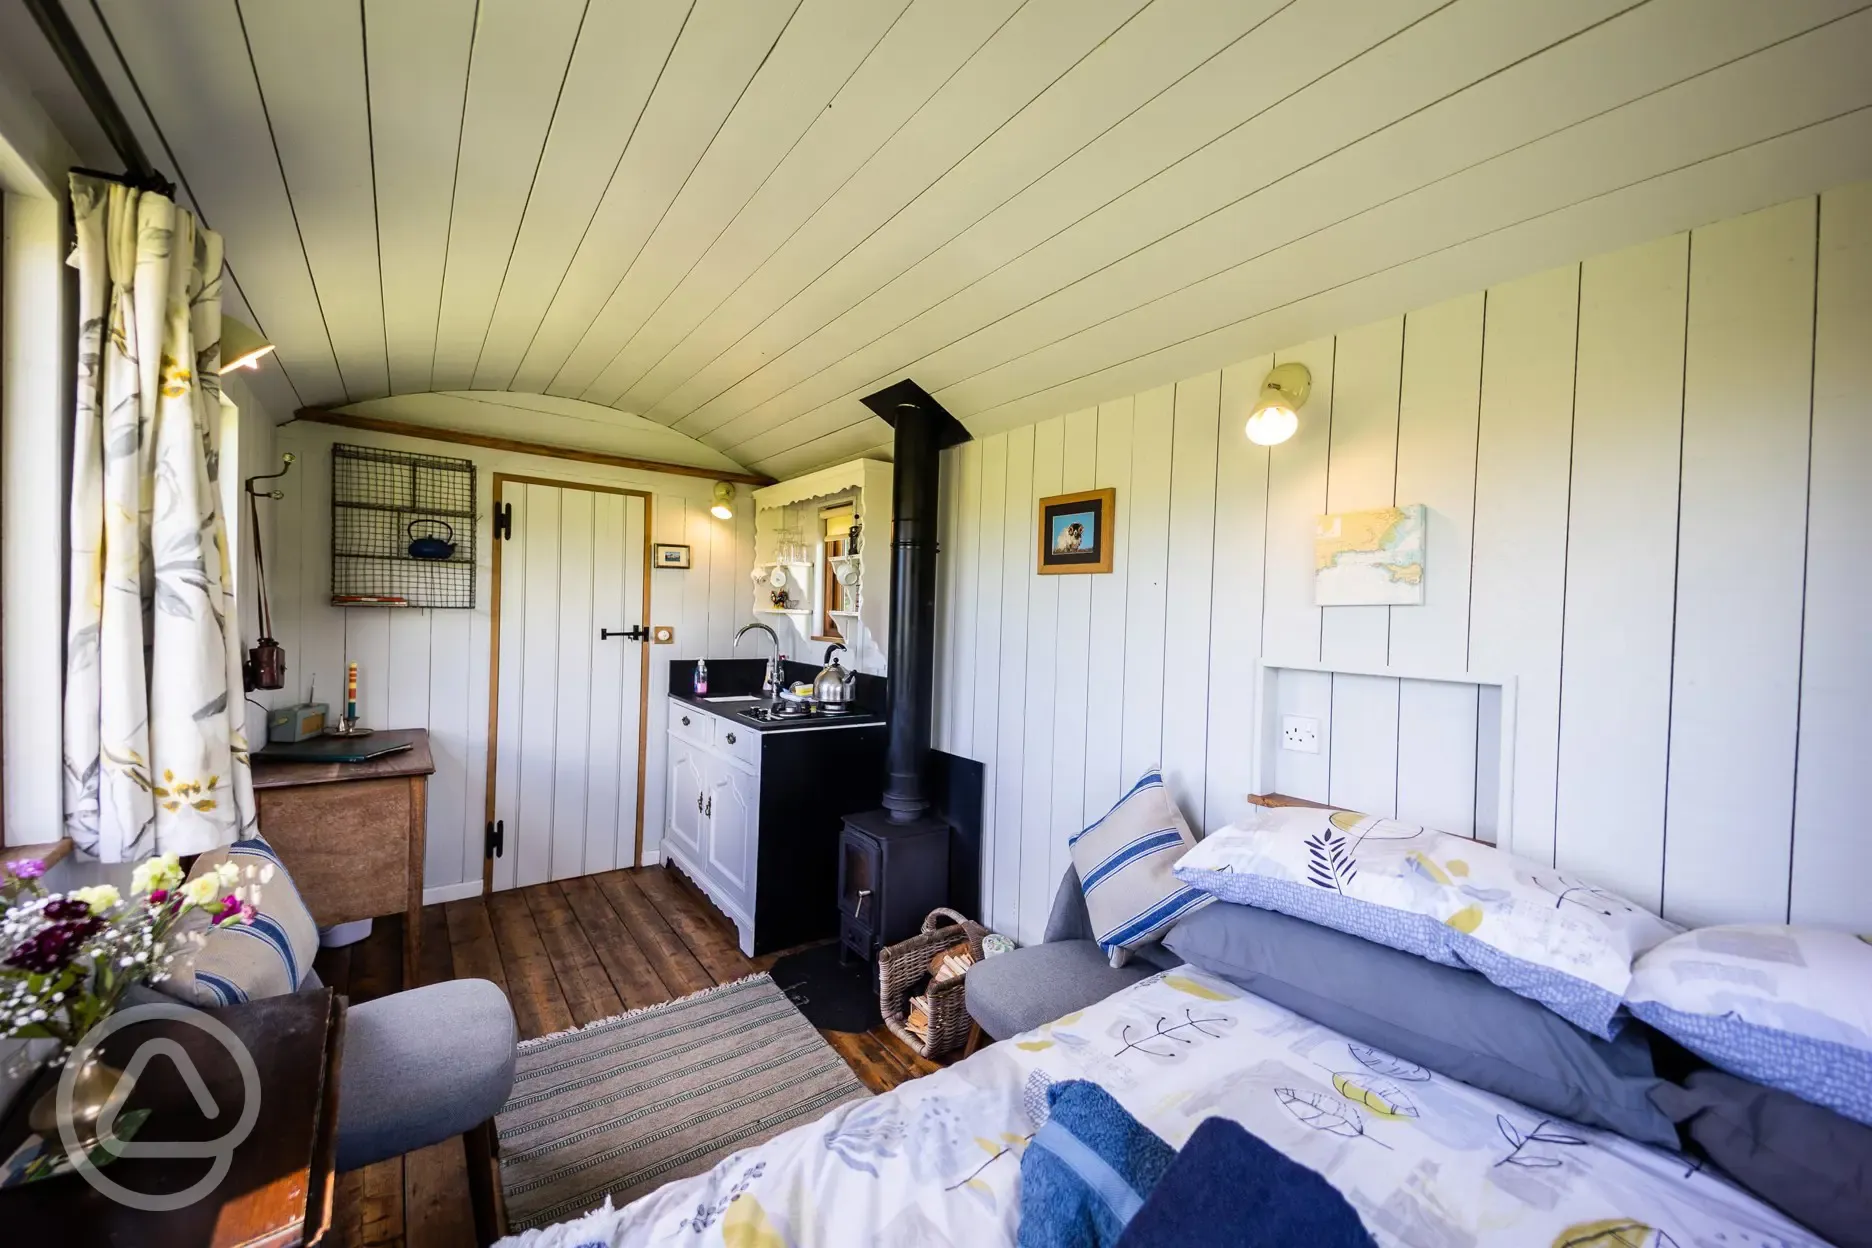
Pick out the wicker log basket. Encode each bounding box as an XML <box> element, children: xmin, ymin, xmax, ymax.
<box><xmin>879</xmin><ymin>907</ymin><xmax>988</xmax><ymax>1060</ymax></box>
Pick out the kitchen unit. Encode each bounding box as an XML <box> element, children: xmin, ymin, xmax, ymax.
<box><xmin>662</xmin><ymin>663</ymin><xmax>887</xmax><ymax>956</ymax></box>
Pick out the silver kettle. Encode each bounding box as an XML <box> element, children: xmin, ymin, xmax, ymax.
<box><xmin>813</xmin><ymin>643</ymin><xmax>858</xmax><ymax>706</ymax></box>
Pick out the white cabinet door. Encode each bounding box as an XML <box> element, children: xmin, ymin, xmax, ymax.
<box><xmin>665</xmin><ymin>740</ymin><xmax>707</xmax><ymax>864</ymax></box>
<box><xmin>705</xmin><ymin>757</ymin><xmax>758</xmax><ymax>913</ymax></box>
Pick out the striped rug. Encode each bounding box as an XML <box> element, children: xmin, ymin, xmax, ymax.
<box><xmin>496</xmin><ymin>973</ymin><xmax>871</xmax><ymax>1232</ymax></box>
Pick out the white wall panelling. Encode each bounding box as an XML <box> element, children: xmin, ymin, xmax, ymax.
<box><xmin>934</xmin><ymin>185</ymin><xmax>1872</xmax><ymax>940</ymax></box>
<box><xmin>1791</xmin><ymin>180</ymin><xmax>1872</xmax><ymax>928</ymax></box>
<box><xmin>1664</xmin><ymin>198</ymin><xmax>1817</xmax><ymax>927</ymax></box>
<box><xmin>266</xmin><ymin>422</ymin><xmax>753</xmax><ymax>902</ymax></box>
<box><xmin>63</xmin><ymin>3</ymin><xmax>1872</xmax><ymax>477</ymax></box>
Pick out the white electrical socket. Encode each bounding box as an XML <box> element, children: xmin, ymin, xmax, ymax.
<box><xmin>1281</xmin><ymin>715</ymin><xmax>1321</xmax><ymax>754</ymax></box>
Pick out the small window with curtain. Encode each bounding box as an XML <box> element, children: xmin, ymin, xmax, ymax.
<box><xmin>817</xmin><ymin>504</ymin><xmax>854</xmax><ymax>642</ymax></box>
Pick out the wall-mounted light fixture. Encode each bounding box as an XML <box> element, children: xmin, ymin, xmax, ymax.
<box><xmin>219</xmin><ymin>316</ymin><xmax>277</xmax><ymax>374</ymax></box>
<box><xmin>709</xmin><ymin>481</ymin><xmax>736</xmax><ymax>520</ymax></box>
<box><xmin>1245</xmin><ymin>362</ymin><xmax>1311</xmax><ymax>446</ymax></box>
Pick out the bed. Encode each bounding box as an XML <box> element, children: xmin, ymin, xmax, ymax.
<box><xmin>499</xmin><ymin>963</ymin><xmax>1823</xmax><ymax>1247</ymax></box>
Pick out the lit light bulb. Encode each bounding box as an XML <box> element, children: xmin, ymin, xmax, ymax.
<box><xmin>710</xmin><ymin>503</ymin><xmax>733</xmax><ymax>520</ymax></box>
<box><xmin>1245</xmin><ymin>403</ymin><xmax>1298</xmax><ymax>446</ymax></box>
<box><xmin>709</xmin><ymin>481</ymin><xmax>736</xmax><ymax>520</ymax></box>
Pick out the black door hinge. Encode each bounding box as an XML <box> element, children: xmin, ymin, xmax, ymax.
<box><xmin>494</xmin><ymin>502</ymin><xmax>513</xmax><ymax>540</ymax></box>
<box><xmin>485</xmin><ymin>819</ymin><xmax>504</xmax><ymax>859</ymax></box>
<box><xmin>600</xmin><ymin>625</ymin><xmax>650</xmax><ymax>641</ymax></box>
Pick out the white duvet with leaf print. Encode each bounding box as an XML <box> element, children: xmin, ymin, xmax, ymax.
<box><xmin>1172</xmin><ymin>807</ymin><xmax>1681</xmax><ymax>1035</ymax></box>
<box><xmin>495</xmin><ymin>968</ymin><xmax>1817</xmax><ymax>1248</ymax></box>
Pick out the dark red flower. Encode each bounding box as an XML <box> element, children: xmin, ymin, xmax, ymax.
<box><xmin>42</xmin><ymin>898</ymin><xmax>90</xmax><ymax>921</ymax></box>
<box><xmin>4</xmin><ymin>917</ymin><xmax>104</xmax><ymax>975</ymax></box>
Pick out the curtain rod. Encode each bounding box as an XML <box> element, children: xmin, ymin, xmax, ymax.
<box><xmin>23</xmin><ymin>0</ymin><xmax>177</xmax><ymax>199</ymax></box>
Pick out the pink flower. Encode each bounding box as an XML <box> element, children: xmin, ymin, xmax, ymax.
<box><xmin>4</xmin><ymin>858</ymin><xmax>46</xmax><ymax>880</ymax></box>
<box><xmin>211</xmin><ymin>898</ymin><xmax>256</xmax><ymax>927</ymax></box>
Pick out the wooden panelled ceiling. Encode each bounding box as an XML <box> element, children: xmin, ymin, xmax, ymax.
<box><xmin>66</xmin><ymin>0</ymin><xmax>1872</xmax><ymax>478</ymax></box>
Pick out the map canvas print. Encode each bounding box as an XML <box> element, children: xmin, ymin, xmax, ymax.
<box><xmin>1315</xmin><ymin>504</ymin><xmax>1426</xmax><ymax>605</ymax></box>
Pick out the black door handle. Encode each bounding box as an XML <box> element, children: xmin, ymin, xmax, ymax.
<box><xmin>600</xmin><ymin>625</ymin><xmax>649</xmax><ymax>641</ymax></box>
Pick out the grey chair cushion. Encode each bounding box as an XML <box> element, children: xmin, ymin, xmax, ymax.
<box><xmin>337</xmin><ymin>978</ymin><xmax>517</xmax><ymax>1171</ymax></box>
<box><xmin>968</xmin><ymin>939</ymin><xmax>1156</xmax><ymax>1040</ymax></box>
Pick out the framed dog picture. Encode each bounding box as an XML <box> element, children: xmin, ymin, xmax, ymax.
<box><xmin>653</xmin><ymin>543</ymin><xmax>692</xmax><ymax>569</ymax></box>
<box><xmin>1037</xmin><ymin>488</ymin><xmax>1116</xmax><ymax>575</ymax></box>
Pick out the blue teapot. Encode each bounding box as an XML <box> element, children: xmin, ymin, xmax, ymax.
<box><xmin>407</xmin><ymin>519</ymin><xmax>456</xmax><ymax>561</ymax></box>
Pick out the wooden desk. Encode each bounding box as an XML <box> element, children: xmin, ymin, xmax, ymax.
<box><xmin>252</xmin><ymin>729</ymin><xmax>433</xmax><ymax>985</ymax></box>
<box><xmin>0</xmin><ymin>990</ymin><xmax>345</xmax><ymax>1247</ymax></box>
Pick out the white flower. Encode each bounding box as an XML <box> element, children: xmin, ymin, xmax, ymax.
<box><xmin>71</xmin><ymin>884</ymin><xmax>122</xmax><ymax>912</ymax></box>
<box><xmin>215</xmin><ymin>861</ymin><xmax>241</xmax><ymax>888</ymax></box>
<box><xmin>180</xmin><ymin>876</ymin><xmax>221</xmax><ymax>907</ymax></box>
<box><xmin>131</xmin><ymin>854</ymin><xmax>184</xmax><ymax>895</ymax></box>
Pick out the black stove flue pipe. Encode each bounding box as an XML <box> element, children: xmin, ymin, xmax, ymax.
<box><xmin>861</xmin><ymin>381</ymin><xmax>971</xmax><ymax>823</ymax></box>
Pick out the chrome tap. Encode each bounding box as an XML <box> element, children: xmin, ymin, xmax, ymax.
<box><xmin>733</xmin><ymin>622</ymin><xmax>784</xmax><ymax>697</ymax></box>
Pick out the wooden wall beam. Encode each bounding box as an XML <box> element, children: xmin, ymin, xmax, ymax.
<box><xmin>291</xmin><ymin>407</ymin><xmax>773</xmax><ymax>486</ymax></box>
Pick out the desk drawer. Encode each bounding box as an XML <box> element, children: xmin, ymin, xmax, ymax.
<box><xmin>256</xmin><ymin>776</ymin><xmax>416</xmax><ymax>926</ymax></box>
<box><xmin>669</xmin><ymin>699</ymin><xmax>714</xmax><ymax>748</ymax></box>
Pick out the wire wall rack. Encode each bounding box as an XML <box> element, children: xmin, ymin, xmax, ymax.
<box><xmin>330</xmin><ymin>443</ymin><xmax>477</xmax><ymax>609</ymax></box>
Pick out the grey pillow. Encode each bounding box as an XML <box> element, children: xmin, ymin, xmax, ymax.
<box><xmin>1162</xmin><ymin>900</ymin><xmax>1677</xmax><ymax>1147</ymax></box>
<box><xmin>1651</xmin><ymin>1069</ymin><xmax>1872</xmax><ymax>1248</ymax></box>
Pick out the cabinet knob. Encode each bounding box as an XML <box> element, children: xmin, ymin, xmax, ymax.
<box><xmin>705</xmin><ymin>794</ymin><xmax>713</xmax><ymax>817</ymax></box>
<box><xmin>696</xmin><ymin>791</ymin><xmax>703</xmax><ymax>812</ymax></box>
<box><xmin>681</xmin><ymin>715</ymin><xmax>691</xmax><ymax>726</ymax></box>
<box><xmin>725</xmin><ymin>732</ymin><xmax>736</xmax><ymax>744</ymax></box>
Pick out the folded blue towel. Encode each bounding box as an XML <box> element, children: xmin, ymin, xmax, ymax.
<box><xmin>1117</xmin><ymin>1116</ymin><xmax>1373</xmax><ymax>1248</ymax></box>
<box><xmin>1017</xmin><ymin>1081</ymin><xmax>1176</xmax><ymax>1248</ymax></box>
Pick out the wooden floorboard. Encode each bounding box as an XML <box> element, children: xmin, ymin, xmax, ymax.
<box><xmin>444</xmin><ymin>898</ymin><xmax>507</xmax><ymax>991</ymax></box>
<box><xmin>632</xmin><ymin>863</ymin><xmax>758</xmax><ymax>983</ymax></box>
<box><xmin>485</xmin><ymin>891</ymin><xmax>576</xmax><ymax>1040</ymax></box>
<box><xmin>595</xmin><ymin>869</ymin><xmax>713</xmax><ymax>997</ymax></box>
<box><xmin>334</xmin><ymin>864</ymin><xmax>946</xmax><ymax>1243</ymax></box>
<box><xmin>559</xmin><ymin>874</ymin><xmax>675</xmax><ymax>1008</ymax></box>
<box><xmin>524</xmin><ymin>882</ymin><xmax>626</xmax><ymax>1026</ymax></box>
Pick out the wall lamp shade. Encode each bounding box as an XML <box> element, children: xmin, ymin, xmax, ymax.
<box><xmin>1245</xmin><ymin>362</ymin><xmax>1311</xmax><ymax>446</ymax></box>
<box><xmin>219</xmin><ymin>317</ymin><xmax>276</xmax><ymax>373</ymax></box>
<box><xmin>709</xmin><ymin>481</ymin><xmax>736</xmax><ymax>520</ymax></box>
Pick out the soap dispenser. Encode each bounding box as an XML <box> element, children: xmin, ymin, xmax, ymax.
<box><xmin>693</xmin><ymin>658</ymin><xmax>709</xmax><ymax>695</ymax></box>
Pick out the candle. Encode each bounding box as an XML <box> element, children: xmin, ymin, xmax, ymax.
<box><xmin>346</xmin><ymin>662</ymin><xmax>358</xmax><ymax>725</ymax></box>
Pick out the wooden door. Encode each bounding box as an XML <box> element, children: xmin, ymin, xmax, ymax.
<box><xmin>488</xmin><ymin>477</ymin><xmax>650</xmax><ymax>890</ymax></box>
<box><xmin>705</xmin><ymin>757</ymin><xmax>757</xmax><ymax>911</ymax></box>
<box><xmin>664</xmin><ymin>742</ymin><xmax>706</xmax><ymax>864</ymax></box>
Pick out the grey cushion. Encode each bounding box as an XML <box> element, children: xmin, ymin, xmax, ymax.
<box><xmin>1651</xmin><ymin>1069</ymin><xmax>1872</xmax><ymax>1248</ymax></box>
<box><xmin>968</xmin><ymin>940</ymin><xmax>1155</xmax><ymax>1040</ymax></box>
<box><xmin>337</xmin><ymin>979</ymin><xmax>517</xmax><ymax>1171</ymax></box>
<box><xmin>1162</xmin><ymin>901</ymin><xmax>1678</xmax><ymax>1148</ymax></box>
<box><xmin>1042</xmin><ymin>867</ymin><xmax>1178</xmax><ymax>971</ymax></box>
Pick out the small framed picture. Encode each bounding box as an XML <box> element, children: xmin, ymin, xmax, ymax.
<box><xmin>1037</xmin><ymin>488</ymin><xmax>1116</xmax><ymax>575</ymax></box>
<box><xmin>653</xmin><ymin>543</ymin><xmax>692</xmax><ymax>569</ymax></box>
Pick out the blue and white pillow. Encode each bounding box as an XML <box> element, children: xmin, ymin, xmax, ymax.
<box><xmin>1173</xmin><ymin>805</ymin><xmax>1679</xmax><ymax>1038</ymax></box>
<box><xmin>1069</xmin><ymin>770</ymin><xmax>1212</xmax><ymax>967</ymax></box>
<box><xmin>1627</xmin><ymin>925</ymin><xmax>1872</xmax><ymax>1126</ymax></box>
<box><xmin>158</xmin><ymin>835</ymin><xmax>319</xmax><ymax>1006</ymax></box>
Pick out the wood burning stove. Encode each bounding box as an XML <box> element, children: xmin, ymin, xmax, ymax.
<box><xmin>837</xmin><ymin>811</ymin><xmax>949</xmax><ymax>963</ymax></box>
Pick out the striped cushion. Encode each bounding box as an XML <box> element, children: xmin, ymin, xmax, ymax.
<box><xmin>158</xmin><ymin>835</ymin><xmax>319</xmax><ymax>1007</ymax></box>
<box><xmin>1068</xmin><ymin>770</ymin><xmax>1212</xmax><ymax>967</ymax></box>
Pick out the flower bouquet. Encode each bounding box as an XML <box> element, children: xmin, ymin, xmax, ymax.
<box><xmin>0</xmin><ymin>853</ymin><xmax>257</xmax><ymax>1183</ymax></box>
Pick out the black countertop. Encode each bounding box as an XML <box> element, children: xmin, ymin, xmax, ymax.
<box><xmin>668</xmin><ymin>690</ymin><xmax>884</xmax><ymax>733</ymax></box>
<box><xmin>669</xmin><ymin>658</ymin><xmax>887</xmax><ymax>733</ymax></box>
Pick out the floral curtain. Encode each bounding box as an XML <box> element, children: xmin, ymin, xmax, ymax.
<box><xmin>62</xmin><ymin>173</ymin><xmax>257</xmax><ymax>862</ymax></box>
